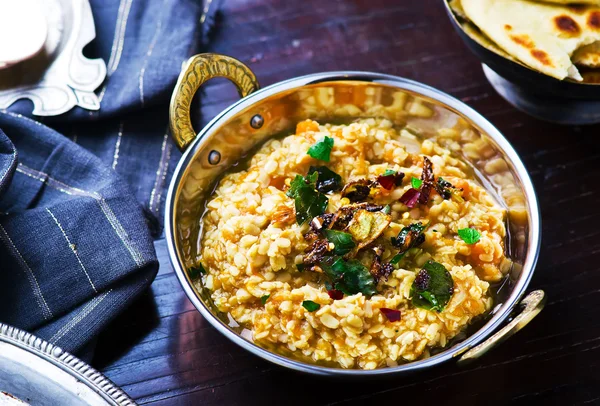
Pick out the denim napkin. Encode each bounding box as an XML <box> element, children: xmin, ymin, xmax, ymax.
<box><xmin>0</xmin><ymin>0</ymin><xmax>218</xmax><ymax>354</ymax></box>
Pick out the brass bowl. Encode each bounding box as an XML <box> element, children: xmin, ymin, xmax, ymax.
<box><xmin>165</xmin><ymin>53</ymin><xmax>544</xmax><ymax>375</ymax></box>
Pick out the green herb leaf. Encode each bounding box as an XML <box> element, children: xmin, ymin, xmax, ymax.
<box><xmin>390</xmin><ymin>222</ymin><xmax>428</xmax><ymax>267</ymax></box>
<box><xmin>308</xmin><ymin>166</ymin><xmax>343</xmax><ymax>193</ymax></box>
<box><xmin>286</xmin><ymin>173</ymin><xmax>328</xmax><ymax>225</ymax></box>
<box><xmin>188</xmin><ymin>263</ymin><xmax>206</xmax><ymax>278</ymax></box>
<box><xmin>322</xmin><ymin>229</ymin><xmax>356</xmax><ymax>256</ymax></box>
<box><xmin>323</xmin><ymin>258</ymin><xmax>377</xmax><ymax>297</ymax></box>
<box><xmin>389</xmin><ymin>252</ymin><xmax>405</xmax><ymax>265</ymax></box>
<box><xmin>307</xmin><ymin>137</ymin><xmax>334</xmax><ymax>162</ymax></box>
<box><xmin>295</xmin><ymin>187</ymin><xmax>328</xmax><ymax>225</ymax></box>
<box><xmin>435</xmin><ymin>177</ymin><xmax>462</xmax><ymax>201</ymax></box>
<box><xmin>391</xmin><ymin>222</ymin><xmax>426</xmax><ymax>251</ymax></box>
<box><xmin>382</xmin><ymin>205</ymin><xmax>391</xmax><ymax>214</ymax></box>
<box><xmin>411</xmin><ymin>177</ymin><xmax>423</xmax><ymax>189</ymax></box>
<box><xmin>286</xmin><ymin>172</ymin><xmax>318</xmax><ymax>198</ymax></box>
<box><xmin>383</xmin><ymin>169</ymin><xmax>396</xmax><ymax>176</ymax></box>
<box><xmin>302</xmin><ymin>300</ymin><xmax>321</xmax><ymax>312</ymax></box>
<box><xmin>261</xmin><ymin>294</ymin><xmax>270</xmax><ymax>305</ymax></box>
<box><xmin>296</xmin><ymin>264</ymin><xmax>305</xmax><ymax>272</ymax></box>
<box><xmin>458</xmin><ymin>228</ymin><xmax>481</xmax><ymax>244</ymax></box>
<box><xmin>410</xmin><ymin>261</ymin><xmax>454</xmax><ymax>312</ymax></box>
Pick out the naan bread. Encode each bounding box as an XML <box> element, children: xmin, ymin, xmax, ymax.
<box><xmin>573</xmin><ymin>40</ymin><xmax>600</xmax><ymax>66</ymax></box>
<box><xmin>531</xmin><ymin>0</ymin><xmax>600</xmax><ymax>4</ymax></box>
<box><xmin>461</xmin><ymin>0</ymin><xmax>600</xmax><ymax>80</ymax></box>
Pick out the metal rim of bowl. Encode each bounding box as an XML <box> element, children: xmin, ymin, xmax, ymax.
<box><xmin>165</xmin><ymin>71</ymin><xmax>541</xmax><ymax>376</ymax></box>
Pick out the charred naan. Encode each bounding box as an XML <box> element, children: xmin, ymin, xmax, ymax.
<box><xmin>531</xmin><ymin>0</ymin><xmax>600</xmax><ymax>4</ymax></box>
<box><xmin>461</xmin><ymin>0</ymin><xmax>600</xmax><ymax>80</ymax></box>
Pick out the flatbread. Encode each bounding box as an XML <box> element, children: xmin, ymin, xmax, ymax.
<box><xmin>531</xmin><ymin>0</ymin><xmax>600</xmax><ymax>4</ymax></box>
<box><xmin>573</xmin><ymin>40</ymin><xmax>600</xmax><ymax>66</ymax></box>
<box><xmin>461</xmin><ymin>0</ymin><xmax>600</xmax><ymax>80</ymax></box>
<box><xmin>450</xmin><ymin>0</ymin><xmax>522</xmax><ymax>64</ymax></box>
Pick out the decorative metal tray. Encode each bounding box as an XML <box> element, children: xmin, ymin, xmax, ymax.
<box><xmin>0</xmin><ymin>323</ymin><xmax>134</xmax><ymax>406</ymax></box>
<box><xmin>0</xmin><ymin>0</ymin><xmax>106</xmax><ymax>116</ymax></box>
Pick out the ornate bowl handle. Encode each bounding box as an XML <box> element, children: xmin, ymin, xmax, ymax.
<box><xmin>457</xmin><ymin>290</ymin><xmax>546</xmax><ymax>364</ymax></box>
<box><xmin>169</xmin><ymin>53</ymin><xmax>260</xmax><ymax>151</ymax></box>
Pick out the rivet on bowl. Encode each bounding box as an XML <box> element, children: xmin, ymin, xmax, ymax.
<box><xmin>208</xmin><ymin>150</ymin><xmax>221</xmax><ymax>165</ymax></box>
<box><xmin>250</xmin><ymin>114</ymin><xmax>264</xmax><ymax>129</ymax></box>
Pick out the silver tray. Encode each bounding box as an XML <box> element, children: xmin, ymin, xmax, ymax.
<box><xmin>0</xmin><ymin>0</ymin><xmax>106</xmax><ymax>116</ymax></box>
<box><xmin>0</xmin><ymin>323</ymin><xmax>134</xmax><ymax>406</ymax></box>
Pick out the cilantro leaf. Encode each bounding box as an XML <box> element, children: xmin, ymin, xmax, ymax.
<box><xmin>383</xmin><ymin>169</ymin><xmax>396</xmax><ymax>176</ymax></box>
<box><xmin>308</xmin><ymin>166</ymin><xmax>343</xmax><ymax>193</ymax></box>
<box><xmin>261</xmin><ymin>294</ymin><xmax>270</xmax><ymax>305</ymax></box>
<box><xmin>286</xmin><ymin>173</ymin><xmax>328</xmax><ymax>225</ymax></box>
<box><xmin>323</xmin><ymin>258</ymin><xmax>377</xmax><ymax>297</ymax></box>
<box><xmin>411</xmin><ymin>177</ymin><xmax>423</xmax><ymax>189</ymax></box>
<box><xmin>322</xmin><ymin>229</ymin><xmax>355</xmax><ymax>256</ymax></box>
<box><xmin>307</xmin><ymin>136</ymin><xmax>334</xmax><ymax>162</ymax></box>
<box><xmin>302</xmin><ymin>300</ymin><xmax>320</xmax><ymax>312</ymax></box>
<box><xmin>410</xmin><ymin>261</ymin><xmax>454</xmax><ymax>312</ymax></box>
<box><xmin>458</xmin><ymin>228</ymin><xmax>481</xmax><ymax>244</ymax></box>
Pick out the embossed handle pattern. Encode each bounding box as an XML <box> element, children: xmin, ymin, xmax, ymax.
<box><xmin>169</xmin><ymin>53</ymin><xmax>260</xmax><ymax>151</ymax></box>
<box><xmin>457</xmin><ymin>290</ymin><xmax>546</xmax><ymax>364</ymax></box>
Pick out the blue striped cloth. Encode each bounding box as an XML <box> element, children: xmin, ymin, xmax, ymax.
<box><xmin>0</xmin><ymin>0</ymin><xmax>218</xmax><ymax>354</ymax></box>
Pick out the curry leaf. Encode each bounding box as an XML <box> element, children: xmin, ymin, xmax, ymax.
<box><xmin>295</xmin><ymin>188</ymin><xmax>328</xmax><ymax>225</ymax></box>
<box><xmin>323</xmin><ymin>258</ymin><xmax>377</xmax><ymax>297</ymax></box>
<box><xmin>322</xmin><ymin>229</ymin><xmax>356</xmax><ymax>255</ymax></box>
<box><xmin>308</xmin><ymin>165</ymin><xmax>343</xmax><ymax>193</ymax></box>
<box><xmin>188</xmin><ymin>263</ymin><xmax>206</xmax><ymax>279</ymax></box>
<box><xmin>435</xmin><ymin>177</ymin><xmax>460</xmax><ymax>200</ymax></box>
<box><xmin>458</xmin><ymin>228</ymin><xmax>481</xmax><ymax>245</ymax></box>
<box><xmin>391</xmin><ymin>222</ymin><xmax>426</xmax><ymax>251</ymax></box>
<box><xmin>261</xmin><ymin>294</ymin><xmax>270</xmax><ymax>305</ymax></box>
<box><xmin>302</xmin><ymin>300</ymin><xmax>321</xmax><ymax>312</ymax></box>
<box><xmin>307</xmin><ymin>136</ymin><xmax>334</xmax><ymax>162</ymax></box>
<box><xmin>389</xmin><ymin>252</ymin><xmax>405</xmax><ymax>265</ymax></box>
<box><xmin>410</xmin><ymin>261</ymin><xmax>454</xmax><ymax>312</ymax></box>
<box><xmin>286</xmin><ymin>173</ymin><xmax>328</xmax><ymax>225</ymax></box>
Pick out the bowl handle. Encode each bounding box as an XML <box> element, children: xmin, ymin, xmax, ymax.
<box><xmin>457</xmin><ymin>290</ymin><xmax>546</xmax><ymax>364</ymax></box>
<box><xmin>169</xmin><ymin>53</ymin><xmax>260</xmax><ymax>151</ymax></box>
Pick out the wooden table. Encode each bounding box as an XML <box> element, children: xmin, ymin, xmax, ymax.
<box><xmin>95</xmin><ymin>0</ymin><xmax>599</xmax><ymax>404</ymax></box>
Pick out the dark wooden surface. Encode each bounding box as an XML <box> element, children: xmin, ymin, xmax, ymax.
<box><xmin>95</xmin><ymin>0</ymin><xmax>600</xmax><ymax>404</ymax></box>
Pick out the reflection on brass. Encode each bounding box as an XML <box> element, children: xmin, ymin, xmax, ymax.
<box><xmin>169</xmin><ymin>53</ymin><xmax>260</xmax><ymax>151</ymax></box>
<box><xmin>457</xmin><ymin>290</ymin><xmax>546</xmax><ymax>363</ymax></box>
